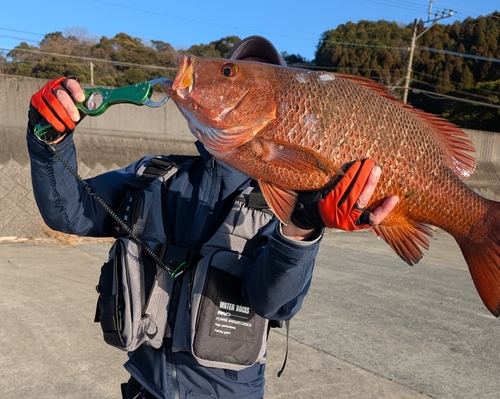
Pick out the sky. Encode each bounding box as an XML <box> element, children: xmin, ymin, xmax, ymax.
<box><xmin>0</xmin><ymin>0</ymin><xmax>498</xmax><ymax>62</ymax></box>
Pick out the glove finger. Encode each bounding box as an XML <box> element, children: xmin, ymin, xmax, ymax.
<box><xmin>42</xmin><ymin>87</ymin><xmax>76</xmax><ymax>131</ymax></box>
<box><xmin>353</xmin><ymin>208</ymin><xmax>373</xmax><ymax>230</ymax></box>
<box><xmin>30</xmin><ymin>94</ymin><xmax>67</xmax><ymax>132</ymax></box>
<box><xmin>321</xmin><ymin>159</ymin><xmax>363</xmax><ymax>205</ymax></box>
<box><xmin>333</xmin><ymin>159</ymin><xmax>363</xmax><ymax>197</ymax></box>
<box><xmin>318</xmin><ymin>160</ymin><xmax>364</xmax><ymax>228</ymax></box>
<box><xmin>338</xmin><ymin>159</ymin><xmax>375</xmax><ymax>212</ymax></box>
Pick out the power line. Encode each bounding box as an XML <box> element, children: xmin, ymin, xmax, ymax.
<box><xmin>412</xmin><ymin>70</ymin><xmax>500</xmax><ymax>97</ymax></box>
<box><xmin>412</xmin><ymin>88</ymin><xmax>500</xmax><ymax>109</ymax></box>
<box><xmin>87</xmin><ymin>0</ymin><xmax>285</xmax><ymax>39</ymax></box>
<box><xmin>0</xmin><ymin>27</ymin><xmax>45</xmax><ymax>37</ymax></box>
<box><xmin>3</xmin><ymin>44</ymin><xmax>498</xmax><ymax>111</ymax></box>
<box><xmin>436</xmin><ymin>1</ymin><xmax>500</xmax><ymax>19</ymax></box>
<box><xmin>318</xmin><ymin>38</ymin><xmax>500</xmax><ymax>64</ymax></box>
<box><xmin>420</xmin><ymin>46</ymin><xmax>500</xmax><ymax>63</ymax></box>
<box><xmin>361</xmin><ymin>0</ymin><xmax>461</xmax><ymax>22</ymax></box>
<box><xmin>0</xmin><ymin>35</ymin><xmax>39</xmax><ymax>44</ymax></box>
<box><xmin>411</xmin><ymin>78</ymin><xmax>499</xmax><ymax>103</ymax></box>
<box><xmin>361</xmin><ymin>0</ymin><xmax>432</xmax><ymax>14</ymax></box>
<box><xmin>320</xmin><ymin>39</ymin><xmax>405</xmax><ymax>51</ymax></box>
<box><xmin>0</xmin><ymin>47</ymin><xmax>177</xmax><ymax>71</ymax></box>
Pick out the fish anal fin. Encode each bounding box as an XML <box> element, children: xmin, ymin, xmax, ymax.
<box><xmin>258</xmin><ymin>180</ymin><xmax>297</xmax><ymax>224</ymax></box>
<box><xmin>336</xmin><ymin>73</ymin><xmax>476</xmax><ymax>180</ymax></box>
<box><xmin>371</xmin><ymin>216</ymin><xmax>432</xmax><ymax>266</ymax></box>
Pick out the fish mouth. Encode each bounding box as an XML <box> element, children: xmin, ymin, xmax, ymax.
<box><xmin>162</xmin><ymin>55</ymin><xmax>194</xmax><ymax>100</ymax></box>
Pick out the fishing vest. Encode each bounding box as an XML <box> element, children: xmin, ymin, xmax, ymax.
<box><xmin>94</xmin><ymin>155</ymin><xmax>276</xmax><ymax>371</ymax></box>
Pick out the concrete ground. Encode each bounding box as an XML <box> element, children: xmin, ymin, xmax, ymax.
<box><xmin>1</xmin><ymin>230</ymin><xmax>499</xmax><ymax>398</ymax></box>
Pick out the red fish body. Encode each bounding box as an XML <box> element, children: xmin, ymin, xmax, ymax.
<box><xmin>164</xmin><ymin>55</ymin><xmax>500</xmax><ymax>316</ymax></box>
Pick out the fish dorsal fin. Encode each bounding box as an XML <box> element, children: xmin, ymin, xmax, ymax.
<box><xmin>258</xmin><ymin>180</ymin><xmax>297</xmax><ymax>224</ymax></box>
<box><xmin>335</xmin><ymin>73</ymin><xmax>476</xmax><ymax>180</ymax></box>
<box><xmin>334</xmin><ymin>73</ymin><xmax>400</xmax><ymax>101</ymax></box>
<box><xmin>408</xmin><ymin>109</ymin><xmax>476</xmax><ymax>180</ymax></box>
<box><xmin>371</xmin><ymin>215</ymin><xmax>433</xmax><ymax>266</ymax></box>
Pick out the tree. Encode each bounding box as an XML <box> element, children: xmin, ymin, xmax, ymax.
<box><xmin>185</xmin><ymin>36</ymin><xmax>241</xmax><ymax>58</ymax></box>
<box><xmin>2</xmin><ymin>16</ymin><xmax>500</xmax><ymax>131</ymax></box>
<box><xmin>282</xmin><ymin>52</ymin><xmax>310</xmax><ymax>66</ymax></box>
<box><xmin>442</xmin><ymin>79</ymin><xmax>500</xmax><ymax>131</ymax></box>
<box><xmin>315</xmin><ymin>14</ymin><xmax>500</xmax><ymax>131</ymax></box>
<box><xmin>315</xmin><ymin>20</ymin><xmax>411</xmax><ymax>83</ymax></box>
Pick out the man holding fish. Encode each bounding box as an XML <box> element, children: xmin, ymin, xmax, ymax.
<box><xmin>27</xmin><ymin>36</ymin><xmax>397</xmax><ymax>399</ymax></box>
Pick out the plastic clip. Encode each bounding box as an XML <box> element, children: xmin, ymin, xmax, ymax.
<box><xmin>169</xmin><ymin>261</ymin><xmax>188</xmax><ymax>279</ymax></box>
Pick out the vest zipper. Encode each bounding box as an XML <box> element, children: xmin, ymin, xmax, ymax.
<box><xmin>164</xmin><ymin>276</ymin><xmax>183</xmax><ymax>398</ymax></box>
<box><xmin>191</xmin><ymin>157</ymin><xmax>219</xmax><ymax>247</ymax></box>
<box><xmin>166</xmin><ymin>339</ymin><xmax>180</xmax><ymax>399</ymax></box>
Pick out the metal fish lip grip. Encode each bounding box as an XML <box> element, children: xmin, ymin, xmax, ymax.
<box><xmin>33</xmin><ymin>77</ymin><xmax>172</xmax><ymax>140</ymax></box>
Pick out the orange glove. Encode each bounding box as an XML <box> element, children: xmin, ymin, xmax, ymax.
<box><xmin>28</xmin><ymin>77</ymin><xmax>83</xmax><ymax>141</ymax></box>
<box><xmin>290</xmin><ymin>159</ymin><xmax>375</xmax><ymax>231</ymax></box>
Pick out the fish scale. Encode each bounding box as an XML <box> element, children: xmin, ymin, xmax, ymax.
<box><xmin>164</xmin><ymin>55</ymin><xmax>500</xmax><ymax>317</ymax></box>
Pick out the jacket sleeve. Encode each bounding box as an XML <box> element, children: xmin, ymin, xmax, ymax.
<box><xmin>27</xmin><ymin>129</ymin><xmax>146</xmax><ymax>237</ymax></box>
<box><xmin>242</xmin><ymin>222</ymin><xmax>322</xmax><ymax>321</ymax></box>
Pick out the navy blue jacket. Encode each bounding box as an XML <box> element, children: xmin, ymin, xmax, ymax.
<box><xmin>27</xmin><ymin>130</ymin><xmax>322</xmax><ymax>399</ymax></box>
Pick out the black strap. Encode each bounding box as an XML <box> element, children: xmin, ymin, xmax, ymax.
<box><xmin>247</xmin><ymin>185</ymin><xmax>269</xmax><ymax>210</ymax></box>
<box><xmin>236</xmin><ymin>183</ymin><xmax>274</xmax><ymax>216</ymax></box>
<box><xmin>277</xmin><ymin>320</ymin><xmax>290</xmax><ymax>377</ymax></box>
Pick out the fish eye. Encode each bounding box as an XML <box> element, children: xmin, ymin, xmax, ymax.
<box><xmin>220</xmin><ymin>63</ymin><xmax>238</xmax><ymax>78</ymax></box>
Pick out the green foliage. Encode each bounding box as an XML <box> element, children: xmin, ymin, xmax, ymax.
<box><xmin>314</xmin><ymin>12</ymin><xmax>500</xmax><ymax>131</ymax></box>
<box><xmin>2</xmin><ymin>15</ymin><xmax>499</xmax><ymax>131</ymax></box>
<box><xmin>441</xmin><ymin>79</ymin><xmax>500</xmax><ymax>131</ymax></box>
<box><xmin>185</xmin><ymin>36</ymin><xmax>241</xmax><ymax>58</ymax></box>
<box><xmin>4</xmin><ymin>32</ymin><xmax>179</xmax><ymax>86</ymax></box>
<box><xmin>282</xmin><ymin>52</ymin><xmax>308</xmax><ymax>65</ymax></box>
<box><xmin>316</xmin><ymin>20</ymin><xmax>411</xmax><ymax>86</ymax></box>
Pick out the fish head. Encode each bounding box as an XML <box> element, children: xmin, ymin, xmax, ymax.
<box><xmin>163</xmin><ymin>55</ymin><xmax>277</xmax><ymax>153</ymax></box>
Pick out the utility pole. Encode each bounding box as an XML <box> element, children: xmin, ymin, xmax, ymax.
<box><xmin>90</xmin><ymin>62</ymin><xmax>94</xmax><ymax>85</ymax></box>
<box><xmin>427</xmin><ymin>0</ymin><xmax>435</xmax><ymax>21</ymax></box>
<box><xmin>402</xmin><ymin>5</ymin><xmax>454</xmax><ymax>104</ymax></box>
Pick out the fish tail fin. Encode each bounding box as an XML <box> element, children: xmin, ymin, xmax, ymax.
<box><xmin>458</xmin><ymin>200</ymin><xmax>500</xmax><ymax>317</ymax></box>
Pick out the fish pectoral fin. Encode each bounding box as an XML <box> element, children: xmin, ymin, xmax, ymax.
<box><xmin>258</xmin><ymin>180</ymin><xmax>297</xmax><ymax>225</ymax></box>
<box><xmin>258</xmin><ymin>139</ymin><xmax>343</xmax><ymax>176</ymax></box>
<box><xmin>371</xmin><ymin>217</ymin><xmax>432</xmax><ymax>266</ymax></box>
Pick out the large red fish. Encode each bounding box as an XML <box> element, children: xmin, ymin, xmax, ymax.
<box><xmin>162</xmin><ymin>55</ymin><xmax>500</xmax><ymax>316</ymax></box>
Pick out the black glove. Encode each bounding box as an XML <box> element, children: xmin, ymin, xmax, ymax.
<box><xmin>291</xmin><ymin>159</ymin><xmax>375</xmax><ymax>231</ymax></box>
<box><xmin>28</xmin><ymin>76</ymin><xmax>84</xmax><ymax>142</ymax></box>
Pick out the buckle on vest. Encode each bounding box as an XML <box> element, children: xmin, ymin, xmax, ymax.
<box><xmin>169</xmin><ymin>261</ymin><xmax>188</xmax><ymax>278</ymax></box>
<box><xmin>162</xmin><ymin>245</ymin><xmax>200</xmax><ymax>278</ymax></box>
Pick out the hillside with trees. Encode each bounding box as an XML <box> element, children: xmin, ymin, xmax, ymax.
<box><xmin>315</xmin><ymin>12</ymin><xmax>500</xmax><ymax>131</ymax></box>
<box><xmin>1</xmin><ymin>13</ymin><xmax>499</xmax><ymax>131</ymax></box>
<box><xmin>1</xmin><ymin>30</ymin><xmax>241</xmax><ymax>86</ymax></box>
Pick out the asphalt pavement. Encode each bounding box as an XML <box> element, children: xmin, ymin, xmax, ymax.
<box><xmin>1</xmin><ymin>230</ymin><xmax>499</xmax><ymax>398</ymax></box>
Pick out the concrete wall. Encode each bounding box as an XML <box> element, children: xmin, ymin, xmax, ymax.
<box><xmin>466</xmin><ymin>129</ymin><xmax>500</xmax><ymax>201</ymax></box>
<box><xmin>1</xmin><ymin>74</ymin><xmax>499</xmax><ymax>238</ymax></box>
<box><xmin>0</xmin><ymin>74</ymin><xmax>197</xmax><ymax>238</ymax></box>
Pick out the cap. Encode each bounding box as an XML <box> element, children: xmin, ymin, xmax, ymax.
<box><xmin>228</xmin><ymin>35</ymin><xmax>287</xmax><ymax>66</ymax></box>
